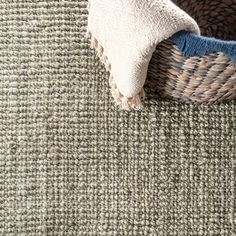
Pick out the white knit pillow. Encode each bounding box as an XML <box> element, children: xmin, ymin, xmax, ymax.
<box><xmin>86</xmin><ymin>0</ymin><xmax>200</xmax><ymax>109</ymax></box>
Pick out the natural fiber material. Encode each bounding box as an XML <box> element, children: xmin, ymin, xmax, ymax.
<box><xmin>147</xmin><ymin>39</ymin><xmax>236</xmax><ymax>104</ymax></box>
<box><xmin>85</xmin><ymin>31</ymin><xmax>145</xmax><ymax>110</ymax></box>
<box><xmin>173</xmin><ymin>0</ymin><xmax>236</xmax><ymax>41</ymax></box>
<box><xmin>0</xmin><ymin>1</ymin><xmax>236</xmax><ymax>235</ymax></box>
<box><xmin>147</xmin><ymin>0</ymin><xmax>236</xmax><ymax>104</ymax></box>
<box><xmin>87</xmin><ymin>0</ymin><xmax>200</xmax><ymax>109</ymax></box>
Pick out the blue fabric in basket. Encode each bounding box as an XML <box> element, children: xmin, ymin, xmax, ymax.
<box><xmin>172</xmin><ymin>31</ymin><xmax>236</xmax><ymax>61</ymax></box>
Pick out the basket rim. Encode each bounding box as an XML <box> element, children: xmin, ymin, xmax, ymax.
<box><xmin>171</xmin><ymin>31</ymin><xmax>236</xmax><ymax>61</ymax></box>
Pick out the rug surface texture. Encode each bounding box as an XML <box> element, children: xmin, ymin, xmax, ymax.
<box><xmin>0</xmin><ymin>1</ymin><xmax>235</xmax><ymax>235</ymax></box>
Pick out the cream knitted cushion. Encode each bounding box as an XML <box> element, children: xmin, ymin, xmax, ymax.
<box><xmin>86</xmin><ymin>0</ymin><xmax>200</xmax><ymax>109</ymax></box>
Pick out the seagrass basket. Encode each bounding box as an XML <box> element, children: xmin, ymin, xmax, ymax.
<box><xmin>147</xmin><ymin>0</ymin><xmax>236</xmax><ymax>104</ymax></box>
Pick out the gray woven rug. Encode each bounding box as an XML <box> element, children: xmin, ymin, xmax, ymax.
<box><xmin>0</xmin><ymin>1</ymin><xmax>235</xmax><ymax>235</ymax></box>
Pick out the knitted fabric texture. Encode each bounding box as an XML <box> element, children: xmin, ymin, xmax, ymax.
<box><xmin>172</xmin><ymin>31</ymin><xmax>236</xmax><ymax>61</ymax></box>
<box><xmin>86</xmin><ymin>0</ymin><xmax>200</xmax><ymax>109</ymax></box>
<box><xmin>0</xmin><ymin>1</ymin><xmax>236</xmax><ymax>235</ymax></box>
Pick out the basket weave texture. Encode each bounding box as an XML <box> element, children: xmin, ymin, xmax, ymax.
<box><xmin>0</xmin><ymin>1</ymin><xmax>236</xmax><ymax>235</ymax></box>
<box><xmin>147</xmin><ymin>0</ymin><xmax>236</xmax><ymax>104</ymax></box>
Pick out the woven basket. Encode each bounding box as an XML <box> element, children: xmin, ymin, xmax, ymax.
<box><xmin>147</xmin><ymin>0</ymin><xmax>236</xmax><ymax>104</ymax></box>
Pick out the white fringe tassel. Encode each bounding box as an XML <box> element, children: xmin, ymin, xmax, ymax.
<box><xmin>85</xmin><ymin>31</ymin><xmax>145</xmax><ymax>110</ymax></box>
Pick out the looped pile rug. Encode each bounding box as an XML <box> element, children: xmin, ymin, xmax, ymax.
<box><xmin>0</xmin><ymin>1</ymin><xmax>235</xmax><ymax>235</ymax></box>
